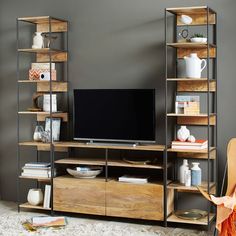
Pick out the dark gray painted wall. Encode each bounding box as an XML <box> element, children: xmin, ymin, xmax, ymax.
<box><xmin>0</xmin><ymin>0</ymin><xmax>235</xmax><ymax>201</ymax></box>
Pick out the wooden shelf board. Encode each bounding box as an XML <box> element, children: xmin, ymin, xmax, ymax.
<box><xmin>18</xmin><ymin>48</ymin><xmax>66</xmax><ymax>53</ymax></box>
<box><xmin>167</xmin><ymin>78</ymin><xmax>209</xmax><ymax>81</ymax></box>
<box><xmin>20</xmin><ymin>202</ymin><xmax>51</xmax><ymax>210</ymax></box>
<box><xmin>166</xmin><ymin>6</ymin><xmax>212</xmax><ymax>14</ymax></box>
<box><xmin>53</xmin><ymin>142</ymin><xmax>165</xmax><ymax>151</ymax></box>
<box><xmin>18</xmin><ymin>141</ymin><xmax>68</xmax><ymax>152</ymax></box>
<box><xmin>18</xmin><ymin>111</ymin><xmax>68</xmax><ymax>122</ymax></box>
<box><xmin>19</xmin><ymin>175</ymin><xmax>51</xmax><ymax>182</ymax></box>
<box><xmin>167</xmin><ymin>213</ymin><xmax>215</xmax><ymax>225</ymax></box>
<box><xmin>168</xmin><ymin>181</ymin><xmax>215</xmax><ymax>193</ymax></box>
<box><xmin>167</xmin><ymin>147</ymin><xmax>216</xmax><ymax>154</ymax></box>
<box><xmin>18</xmin><ymin>16</ymin><xmax>67</xmax><ymax>24</ymax></box>
<box><xmin>55</xmin><ymin>158</ymin><xmax>106</xmax><ymax>166</ymax></box>
<box><xmin>176</xmin><ymin>149</ymin><xmax>216</xmax><ymax>159</ymax></box>
<box><xmin>167</xmin><ymin>43</ymin><xmax>216</xmax><ymax>49</ymax></box>
<box><xmin>167</xmin><ymin>113</ymin><xmax>215</xmax><ymax>117</ymax></box>
<box><xmin>18</xmin><ymin>80</ymin><xmax>67</xmax><ymax>83</ymax></box>
<box><xmin>55</xmin><ymin>158</ymin><xmax>168</xmax><ymax>169</ymax></box>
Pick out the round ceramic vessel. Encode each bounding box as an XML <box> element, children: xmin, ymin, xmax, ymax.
<box><xmin>67</xmin><ymin>167</ymin><xmax>102</xmax><ymax>179</ymax></box>
<box><xmin>27</xmin><ymin>188</ymin><xmax>43</xmax><ymax>206</ymax></box>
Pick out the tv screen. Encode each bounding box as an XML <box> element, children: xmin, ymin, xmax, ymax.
<box><xmin>73</xmin><ymin>89</ymin><xmax>156</xmax><ymax>143</ymax></box>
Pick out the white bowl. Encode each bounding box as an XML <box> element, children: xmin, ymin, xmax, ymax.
<box><xmin>180</xmin><ymin>15</ymin><xmax>192</xmax><ymax>25</ymax></box>
<box><xmin>190</xmin><ymin>37</ymin><xmax>207</xmax><ymax>43</ymax></box>
<box><xmin>67</xmin><ymin>167</ymin><xmax>102</xmax><ymax>179</ymax></box>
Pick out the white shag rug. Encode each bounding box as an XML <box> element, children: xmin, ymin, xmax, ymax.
<box><xmin>0</xmin><ymin>212</ymin><xmax>209</xmax><ymax>236</ymax></box>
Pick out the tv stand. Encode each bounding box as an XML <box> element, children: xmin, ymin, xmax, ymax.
<box><xmin>86</xmin><ymin>141</ymin><xmax>140</xmax><ymax>147</ymax></box>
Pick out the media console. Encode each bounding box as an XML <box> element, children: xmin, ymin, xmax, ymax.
<box><xmin>53</xmin><ymin>142</ymin><xmax>174</xmax><ymax>221</ymax></box>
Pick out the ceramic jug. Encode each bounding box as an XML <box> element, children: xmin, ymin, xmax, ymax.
<box><xmin>32</xmin><ymin>32</ymin><xmax>44</xmax><ymax>49</ymax></box>
<box><xmin>184</xmin><ymin>53</ymin><xmax>207</xmax><ymax>78</ymax></box>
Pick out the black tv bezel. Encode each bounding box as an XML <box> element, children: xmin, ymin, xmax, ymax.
<box><xmin>73</xmin><ymin>89</ymin><xmax>156</xmax><ymax>144</ymax></box>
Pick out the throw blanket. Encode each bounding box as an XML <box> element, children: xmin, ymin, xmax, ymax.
<box><xmin>211</xmin><ymin>188</ymin><xmax>236</xmax><ymax>236</ymax></box>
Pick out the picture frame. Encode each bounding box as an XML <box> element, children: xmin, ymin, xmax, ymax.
<box><xmin>45</xmin><ymin>117</ymin><xmax>61</xmax><ymax>141</ymax></box>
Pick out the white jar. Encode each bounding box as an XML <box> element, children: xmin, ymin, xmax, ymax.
<box><xmin>177</xmin><ymin>126</ymin><xmax>190</xmax><ymax>142</ymax></box>
<box><xmin>32</xmin><ymin>32</ymin><xmax>44</xmax><ymax>49</ymax></box>
<box><xmin>184</xmin><ymin>169</ymin><xmax>191</xmax><ymax>187</ymax></box>
<box><xmin>27</xmin><ymin>188</ymin><xmax>43</xmax><ymax>206</ymax></box>
<box><xmin>191</xmin><ymin>162</ymin><xmax>202</xmax><ymax>186</ymax></box>
<box><xmin>179</xmin><ymin>159</ymin><xmax>189</xmax><ymax>184</ymax></box>
<box><xmin>43</xmin><ymin>94</ymin><xmax>57</xmax><ymax>112</ymax></box>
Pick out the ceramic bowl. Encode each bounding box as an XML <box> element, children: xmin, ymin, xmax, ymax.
<box><xmin>190</xmin><ymin>37</ymin><xmax>207</xmax><ymax>43</ymax></box>
<box><xmin>67</xmin><ymin>167</ymin><xmax>102</xmax><ymax>179</ymax></box>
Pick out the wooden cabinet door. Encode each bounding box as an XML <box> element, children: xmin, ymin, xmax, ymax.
<box><xmin>106</xmin><ymin>180</ymin><xmax>165</xmax><ymax>220</ymax></box>
<box><xmin>53</xmin><ymin>176</ymin><xmax>106</xmax><ymax>215</ymax></box>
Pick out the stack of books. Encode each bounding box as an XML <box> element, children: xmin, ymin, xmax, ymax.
<box><xmin>171</xmin><ymin>140</ymin><xmax>208</xmax><ymax>150</ymax></box>
<box><xmin>21</xmin><ymin>162</ymin><xmax>56</xmax><ymax>178</ymax></box>
<box><xmin>175</xmin><ymin>95</ymin><xmax>200</xmax><ymax>115</ymax></box>
<box><xmin>118</xmin><ymin>175</ymin><xmax>149</xmax><ymax>184</ymax></box>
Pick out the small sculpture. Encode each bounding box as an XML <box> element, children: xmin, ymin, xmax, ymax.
<box><xmin>177</xmin><ymin>126</ymin><xmax>190</xmax><ymax>142</ymax></box>
<box><xmin>27</xmin><ymin>92</ymin><xmax>43</xmax><ymax>112</ymax></box>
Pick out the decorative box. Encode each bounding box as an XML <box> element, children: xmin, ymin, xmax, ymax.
<box><xmin>29</xmin><ymin>69</ymin><xmax>56</xmax><ymax>81</ymax></box>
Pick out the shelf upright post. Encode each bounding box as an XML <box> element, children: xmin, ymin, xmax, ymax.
<box><xmin>164</xmin><ymin>8</ymin><xmax>168</xmax><ymax>227</ymax></box>
<box><xmin>16</xmin><ymin>18</ymin><xmax>20</xmax><ymax>213</ymax></box>
<box><xmin>206</xmin><ymin>6</ymin><xmax>211</xmax><ymax>229</ymax></box>
<box><xmin>49</xmin><ymin>16</ymin><xmax>54</xmax><ymax>215</ymax></box>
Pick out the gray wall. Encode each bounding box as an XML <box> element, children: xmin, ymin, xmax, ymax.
<box><xmin>0</xmin><ymin>0</ymin><xmax>235</xmax><ymax>201</ymax></box>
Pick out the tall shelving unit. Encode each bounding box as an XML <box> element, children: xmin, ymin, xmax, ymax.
<box><xmin>165</xmin><ymin>6</ymin><xmax>217</xmax><ymax>228</ymax></box>
<box><xmin>16</xmin><ymin>16</ymin><xmax>68</xmax><ymax>213</ymax></box>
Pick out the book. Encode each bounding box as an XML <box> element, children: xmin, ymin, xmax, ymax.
<box><xmin>21</xmin><ymin>173</ymin><xmax>49</xmax><ymax>178</ymax></box>
<box><xmin>22</xmin><ymin>169</ymin><xmax>50</xmax><ymax>175</ymax></box>
<box><xmin>118</xmin><ymin>175</ymin><xmax>149</xmax><ymax>184</ymax></box>
<box><xmin>176</xmin><ymin>95</ymin><xmax>200</xmax><ymax>102</ymax></box>
<box><xmin>43</xmin><ymin>185</ymin><xmax>51</xmax><ymax>209</ymax></box>
<box><xmin>31</xmin><ymin>63</ymin><xmax>55</xmax><ymax>70</ymax></box>
<box><xmin>32</xmin><ymin>216</ymin><xmax>66</xmax><ymax>227</ymax></box>
<box><xmin>24</xmin><ymin>162</ymin><xmax>51</xmax><ymax>168</ymax></box>
<box><xmin>172</xmin><ymin>140</ymin><xmax>208</xmax><ymax>146</ymax></box>
<box><xmin>171</xmin><ymin>144</ymin><xmax>208</xmax><ymax>150</ymax></box>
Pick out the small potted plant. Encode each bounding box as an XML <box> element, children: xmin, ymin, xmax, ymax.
<box><xmin>190</xmin><ymin>33</ymin><xmax>207</xmax><ymax>43</ymax></box>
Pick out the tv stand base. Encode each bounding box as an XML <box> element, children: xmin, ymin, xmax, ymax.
<box><xmin>86</xmin><ymin>141</ymin><xmax>140</xmax><ymax>147</ymax></box>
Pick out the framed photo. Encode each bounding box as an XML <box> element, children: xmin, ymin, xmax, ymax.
<box><xmin>45</xmin><ymin>117</ymin><xmax>61</xmax><ymax>141</ymax></box>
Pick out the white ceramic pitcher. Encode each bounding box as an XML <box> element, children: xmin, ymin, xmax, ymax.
<box><xmin>184</xmin><ymin>53</ymin><xmax>207</xmax><ymax>78</ymax></box>
<box><xmin>32</xmin><ymin>32</ymin><xmax>44</xmax><ymax>49</ymax></box>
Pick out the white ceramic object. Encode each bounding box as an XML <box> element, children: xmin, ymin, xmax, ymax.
<box><xmin>191</xmin><ymin>162</ymin><xmax>202</xmax><ymax>186</ymax></box>
<box><xmin>33</xmin><ymin>125</ymin><xmax>44</xmax><ymax>141</ymax></box>
<box><xmin>179</xmin><ymin>159</ymin><xmax>189</xmax><ymax>184</ymax></box>
<box><xmin>188</xmin><ymin>135</ymin><xmax>196</xmax><ymax>143</ymax></box>
<box><xmin>184</xmin><ymin>53</ymin><xmax>207</xmax><ymax>78</ymax></box>
<box><xmin>177</xmin><ymin>126</ymin><xmax>190</xmax><ymax>142</ymax></box>
<box><xmin>43</xmin><ymin>94</ymin><xmax>57</xmax><ymax>112</ymax></box>
<box><xmin>27</xmin><ymin>188</ymin><xmax>43</xmax><ymax>206</ymax></box>
<box><xmin>67</xmin><ymin>167</ymin><xmax>102</xmax><ymax>179</ymax></box>
<box><xmin>180</xmin><ymin>15</ymin><xmax>193</xmax><ymax>25</ymax></box>
<box><xmin>184</xmin><ymin>169</ymin><xmax>191</xmax><ymax>187</ymax></box>
<box><xmin>190</xmin><ymin>37</ymin><xmax>207</xmax><ymax>43</ymax></box>
<box><xmin>32</xmin><ymin>32</ymin><xmax>44</xmax><ymax>49</ymax></box>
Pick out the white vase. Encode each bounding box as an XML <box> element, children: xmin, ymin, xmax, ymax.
<box><xmin>191</xmin><ymin>162</ymin><xmax>202</xmax><ymax>186</ymax></box>
<box><xmin>27</xmin><ymin>188</ymin><xmax>43</xmax><ymax>206</ymax></box>
<box><xmin>179</xmin><ymin>159</ymin><xmax>189</xmax><ymax>184</ymax></box>
<box><xmin>32</xmin><ymin>32</ymin><xmax>44</xmax><ymax>49</ymax></box>
<box><xmin>184</xmin><ymin>53</ymin><xmax>207</xmax><ymax>78</ymax></box>
<box><xmin>177</xmin><ymin>126</ymin><xmax>190</xmax><ymax>142</ymax></box>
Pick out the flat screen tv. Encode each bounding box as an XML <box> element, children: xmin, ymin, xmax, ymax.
<box><xmin>73</xmin><ymin>89</ymin><xmax>156</xmax><ymax>143</ymax></box>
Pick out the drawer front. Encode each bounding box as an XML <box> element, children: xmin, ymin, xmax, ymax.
<box><xmin>53</xmin><ymin>176</ymin><xmax>105</xmax><ymax>215</ymax></box>
<box><xmin>106</xmin><ymin>181</ymin><xmax>164</xmax><ymax>220</ymax></box>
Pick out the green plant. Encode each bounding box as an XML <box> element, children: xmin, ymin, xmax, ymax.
<box><xmin>191</xmin><ymin>33</ymin><xmax>205</xmax><ymax>38</ymax></box>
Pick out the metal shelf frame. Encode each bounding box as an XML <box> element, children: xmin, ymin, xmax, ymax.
<box><xmin>164</xmin><ymin>6</ymin><xmax>217</xmax><ymax>229</ymax></box>
<box><xmin>16</xmin><ymin>16</ymin><xmax>69</xmax><ymax>215</ymax></box>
